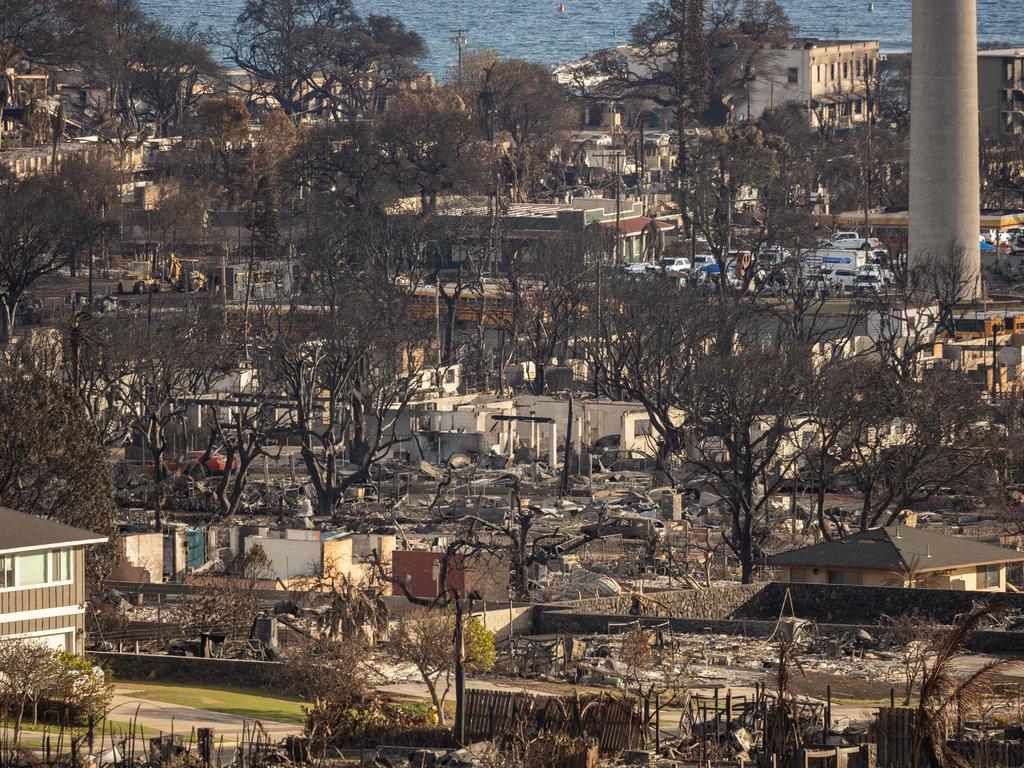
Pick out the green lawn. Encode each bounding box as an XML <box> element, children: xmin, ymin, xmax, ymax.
<box><xmin>114</xmin><ymin>681</ymin><xmax>307</xmax><ymax>726</ymax></box>
<box><xmin>1</xmin><ymin>718</ymin><xmax>158</xmax><ymax>747</ymax></box>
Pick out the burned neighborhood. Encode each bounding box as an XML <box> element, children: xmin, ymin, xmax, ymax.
<box><xmin>3</xmin><ymin>0</ymin><xmax>1024</xmax><ymax>766</ymax></box>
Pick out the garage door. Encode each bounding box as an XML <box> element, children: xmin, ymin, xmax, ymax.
<box><xmin>24</xmin><ymin>631</ymin><xmax>72</xmax><ymax>652</ymax></box>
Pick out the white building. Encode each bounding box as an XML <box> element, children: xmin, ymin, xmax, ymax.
<box><xmin>735</xmin><ymin>39</ymin><xmax>880</xmax><ymax>128</ymax></box>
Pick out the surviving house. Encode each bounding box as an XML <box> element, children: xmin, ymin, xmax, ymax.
<box><xmin>770</xmin><ymin>525</ymin><xmax>1024</xmax><ymax>591</ymax></box>
<box><xmin>735</xmin><ymin>38</ymin><xmax>880</xmax><ymax>128</ymax></box>
<box><xmin>0</xmin><ymin>507</ymin><xmax>107</xmax><ymax>653</ymax></box>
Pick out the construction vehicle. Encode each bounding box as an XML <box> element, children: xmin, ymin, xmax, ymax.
<box><xmin>117</xmin><ymin>261</ymin><xmax>160</xmax><ymax>294</ymax></box>
<box><xmin>167</xmin><ymin>253</ymin><xmax>208</xmax><ymax>293</ymax></box>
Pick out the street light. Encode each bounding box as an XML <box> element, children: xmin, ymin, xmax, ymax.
<box><xmin>450</xmin><ymin>29</ymin><xmax>469</xmax><ymax>84</ymax></box>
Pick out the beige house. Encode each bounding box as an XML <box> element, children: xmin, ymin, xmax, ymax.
<box><xmin>0</xmin><ymin>507</ymin><xmax>107</xmax><ymax>653</ymax></box>
<box><xmin>770</xmin><ymin>526</ymin><xmax>1024</xmax><ymax>591</ymax></box>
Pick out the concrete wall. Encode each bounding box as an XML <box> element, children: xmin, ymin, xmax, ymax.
<box><xmin>322</xmin><ymin>538</ymin><xmax>354</xmax><ymax>583</ymax></box>
<box><xmin>475</xmin><ymin>604</ymin><xmax>534</xmax><ymax>640</ymax></box>
<box><xmin>392</xmin><ymin>550</ymin><xmax>511</xmax><ymax>602</ymax></box>
<box><xmin>119</xmin><ymin>533</ymin><xmax>163</xmax><ymax>581</ymax></box>
<box><xmin>246</xmin><ymin>536</ymin><xmax>322</xmax><ymax>581</ymax></box>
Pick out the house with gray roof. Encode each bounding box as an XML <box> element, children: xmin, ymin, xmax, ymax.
<box><xmin>0</xmin><ymin>507</ymin><xmax>107</xmax><ymax>653</ymax></box>
<box><xmin>768</xmin><ymin>526</ymin><xmax>1024</xmax><ymax>591</ymax></box>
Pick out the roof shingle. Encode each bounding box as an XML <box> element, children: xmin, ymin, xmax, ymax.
<box><xmin>768</xmin><ymin>526</ymin><xmax>1024</xmax><ymax>572</ymax></box>
<box><xmin>0</xmin><ymin>507</ymin><xmax>107</xmax><ymax>555</ymax></box>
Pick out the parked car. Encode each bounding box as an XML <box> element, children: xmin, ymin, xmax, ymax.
<box><xmin>581</xmin><ymin>516</ymin><xmax>667</xmax><ymax>541</ymax></box>
<box><xmin>826</xmin><ymin>231</ymin><xmax>861</xmax><ymax>247</ymax></box>
<box><xmin>819</xmin><ymin>266</ymin><xmax>860</xmax><ymax>291</ymax></box>
<box><xmin>691</xmin><ymin>254</ymin><xmax>716</xmax><ymax>271</ymax></box>
<box><xmin>660</xmin><ymin>256</ymin><xmax>692</xmax><ymax>275</ymax></box>
<box><xmin>851</xmin><ymin>272</ymin><xmax>882</xmax><ymax>296</ymax></box>
<box><xmin>623</xmin><ymin>261</ymin><xmax>657</xmax><ymax>275</ymax></box>
<box><xmin>149</xmin><ymin>451</ymin><xmax>238</xmax><ymax>477</ymax></box>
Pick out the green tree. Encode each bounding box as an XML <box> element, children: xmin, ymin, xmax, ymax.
<box><xmin>0</xmin><ymin>362</ymin><xmax>116</xmax><ymax>591</ymax></box>
<box><xmin>465</xmin><ymin>616</ymin><xmax>496</xmax><ymax>674</ymax></box>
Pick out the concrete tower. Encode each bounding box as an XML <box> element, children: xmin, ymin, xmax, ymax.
<box><xmin>908</xmin><ymin>0</ymin><xmax>981</xmax><ymax>300</ymax></box>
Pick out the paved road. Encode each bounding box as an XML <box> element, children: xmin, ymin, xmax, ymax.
<box><xmin>106</xmin><ymin>689</ymin><xmax>300</xmax><ymax>743</ymax></box>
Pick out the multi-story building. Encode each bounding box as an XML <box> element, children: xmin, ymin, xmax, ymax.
<box><xmin>978</xmin><ymin>49</ymin><xmax>1024</xmax><ymax>136</ymax></box>
<box><xmin>0</xmin><ymin>507</ymin><xmax>107</xmax><ymax>653</ymax></box>
<box><xmin>735</xmin><ymin>38</ymin><xmax>880</xmax><ymax>128</ymax></box>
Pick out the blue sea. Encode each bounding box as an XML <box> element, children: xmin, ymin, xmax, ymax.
<box><xmin>141</xmin><ymin>0</ymin><xmax>1024</xmax><ymax>77</ymax></box>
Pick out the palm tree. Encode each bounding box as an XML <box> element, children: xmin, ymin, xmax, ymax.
<box><xmin>911</xmin><ymin>603</ymin><xmax>1024</xmax><ymax>767</ymax></box>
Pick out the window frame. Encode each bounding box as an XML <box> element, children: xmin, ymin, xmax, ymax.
<box><xmin>0</xmin><ymin>547</ymin><xmax>75</xmax><ymax>593</ymax></box>
<box><xmin>977</xmin><ymin>564</ymin><xmax>1001</xmax><ymax>588</ymax></box>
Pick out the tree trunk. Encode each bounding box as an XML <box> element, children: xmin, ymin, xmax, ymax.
<box><xmin>1</xmin><ymin>297</ymin><xmax>18</xmax><ymax>345</ymax></box>
<box><xmin>425</xmin><ymin>677</ymin><xmax>447</xmax><ymax>726</ymax></box>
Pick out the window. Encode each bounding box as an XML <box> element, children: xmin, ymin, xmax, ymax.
<box><xmin>827</xmin><ymin>569</ymin><xmax>863</xmax><ymax>585</ymax></box>
<box><xmin>633</xmin><ymin>418</ymin><xmax>651</xmax><ymax>438</ymax></box>
<box><xmin>977</xmin><ymin>564</ymin><xmax>1000</xmax><ymax>588</ymax></box>
<box><xmin>789</xmin><ymin>567</ymin><xmax>809</xmax><ymax>583</ymax></box>
<box><xmin>52</xmin><ymin>549</ymin><xmax>71</xmax><ymax>582</ymax></box>
<box><xmin>856</xmin><ymin>60</ymin><xmax>862</xmax><ymax>78</ymax></box>
<box><xmin>830</xmin><ymin>64</ymin><xmax>836</xmax><ymax>81</ymax></box>
<box><xmin>842</xmin><ymin>62</ymin><xmax>849</xmax><ymax>79</ymax></box>
<box><xmin>19</xmin><ymin>552</ymin><xmax>47</xmax><ymax>586</ymax></box>
<box><xmin>787</xmin><ymin>67</ymin><xmax>799</xmax><ymax>84</ymax></box>
<box><xmin>816</xmin><ymin>65</ymin><xmax>821</xmax><ymax>83</ymax></box>
<box><xmin>0</xmin><ymin>549</ymin><xmax>74</xmax><ymax>590</ymax></box>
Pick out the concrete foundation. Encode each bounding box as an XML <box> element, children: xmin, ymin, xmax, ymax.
<box><xmin>908</xmin><ymin>0</ymin><xmax>981</xmax><ymax>300</ymax></box>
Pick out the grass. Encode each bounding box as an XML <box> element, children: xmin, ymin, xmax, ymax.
<box><xmin>0</xmin><ymin>718</ymin><xmax>158</xmax><ymax>748</ymax></box>
<box><xmin>113</xmin><ymin>681</ymin><xmax>307</xmax><ymax>726</ymax></box>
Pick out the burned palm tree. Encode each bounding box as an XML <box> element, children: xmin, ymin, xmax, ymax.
<box><xmin>911</xmin><ymin>603</ymin><xmax>1024</xmax><ymax>768</ymax></box>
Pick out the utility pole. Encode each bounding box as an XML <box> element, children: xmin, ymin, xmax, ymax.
<box><xmin>863</xmin><ymin>59</ymin><xmax>873</xmax><ymax>238</ymax></box>
<box><xmin>593</xmin><ymin>146</ymin><xmax>626</xmax><ymax>264</ymax></box>
<box><xmin>450</xmin><ymin>29</ymin><xmax>468</xmax><ymax>84</ymax></box>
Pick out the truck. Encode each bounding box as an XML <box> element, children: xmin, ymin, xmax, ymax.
<box><xmin>803</xmin><ymin>247</ymin><xmax>888</xmax><ymax>273</ymax></box>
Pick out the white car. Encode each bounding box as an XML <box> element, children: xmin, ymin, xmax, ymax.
<box><xmin>828</xmin><ymin>231</ymin><xmax>861</xmax><ymax>246</ymax></box>
<box><xmin>623</xmin><ymin>261</ymin><xmax>656</xmax><ymax>275</ymax></box>
<box><xmin>819</xmin><ymin>266</ymin><xmax>860</xmax><ymax>291</ymax></box>
<box><xmin>660</xmin><ymin>256</ymin><xmax>692</xmax><ymax>274</ymax></box>
<box><xmin>858</xmin><ymin>264</ymin><xmax>895</xmax><ymax>283</ymax></box>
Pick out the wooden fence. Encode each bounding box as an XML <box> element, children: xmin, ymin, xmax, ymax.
<box><xmin>870</xmin><ymin>707</ymin><xmax>1024</xmax><ymax>768</ymax></box>
<box><xmin>464</xmin><ymin>689</ymin><xmax>645</xmax><ymax>754</ymax></box>
<box><xmin>871</xmin><ymin>707</ymin><xmax>916</xmax><ymax>768</ymax></box>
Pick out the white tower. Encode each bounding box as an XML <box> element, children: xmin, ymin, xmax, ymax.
<box><xmin>908</xmin><ymin>0</ymin><xmax>981</xmax><ymax>301</ymax></box>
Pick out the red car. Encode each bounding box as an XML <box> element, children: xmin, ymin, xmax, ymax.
<box><xmin>148</xmin><ymin>451</ymin><xmax>237</xmax><ymax>477</ymax></box>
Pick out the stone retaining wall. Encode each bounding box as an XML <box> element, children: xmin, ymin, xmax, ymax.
<box><xmin>734</xmin><ymin>582</ymin><xmax>1024</xmax><ymax>625</ymax></box>
<box><xmin>90</xmin><ymin>651</ymin><xmax>284</xmax><ymax>688</ymax></box>
<box><xmin>544</xmin><ymin>583</ymin><xmax>764</xmax><ymax>620</ymax></box>
<box><xmin>532</xmin><ymin>611</ymin><xmax>1024</xmax><ymax>654</ymax></box>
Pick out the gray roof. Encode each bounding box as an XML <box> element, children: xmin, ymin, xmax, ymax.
<box><xmin>0</xmin><ymin>506</ymin><xmax>107</xmax><ymax>555</ymax></box>
<box><xmin>768</xmin><ymin>526</ymin><xmax>1024</xmax><ymax>572</ymax></box>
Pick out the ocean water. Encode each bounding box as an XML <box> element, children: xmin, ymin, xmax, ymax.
<box><xmin>141</xmin><ymin>0</ymin><xmax>1024</xmax><ymax>77</ymax></box>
